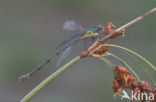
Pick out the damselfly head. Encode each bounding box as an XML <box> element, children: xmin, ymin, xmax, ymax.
<box><xmin>97</xmin><ymin>25</ymin><xmax>104</xmax><ymax>31</ymax></box>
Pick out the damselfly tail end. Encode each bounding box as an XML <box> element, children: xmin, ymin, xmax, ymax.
<box><xmin>19</xmin><ymin>73</ymin><xmax>31</xmax><ymax>82</ymax></box>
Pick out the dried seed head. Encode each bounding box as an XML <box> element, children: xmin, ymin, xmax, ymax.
<box><xmin>115</xmin><ymin>66</ymin><xmax>129</xmax><ymax>73</ymax></box>
<box><xmin>153</xmin><ymin>89</ymin><xmax>156</xmax><ymax>95</ymax></box>
<box><xmin>112</xmin><ymin>65</ymin><xmax>155</xmax><ymax>101</ymax></box>
<box><xmin>138</xmin><ymin>81</ymin><xmax>152</xmax><ymax>93</ymax></box>
<box><xmin>153</xmin><ymin>89</ymin><xmax>156</xmax><ymax>101</ymax></box>
<box><xmin>133</xmin><ymin>87</ymin><xmax>141</xmax><ymax>101</ymax></box>
<box><xmin>115</xmin><ymin>66</ymin><xmax>131</xmax><ymax>83</ymax></box>
<box><xmin>104</xmin><ymin>22</ymin><xmax>125</xmax><ymax>39</ymax></box>
<box><xmin>124</xmin><ymin>75</ymin><xmax>136</xmax><ymax>89</ymax></box>
<box><xmin>114</xmin><ymin>66</ymin><xmax>136</xmax><ymax>90</ymax></box>
<box><xmin>90</xmin><ymin>45</ymin><xmax>109</xmax><ymax>57</ymax></box>
<box><xmin>105</xmin><ymin>22</ymin><xmax>115</xmax><ymax>34</ymax></box>
<box><xmin>110</xmin><ymin>29</ymin><xmax>125</xmax><ymax>39</ymax></box>
<box><xmin>112</xmin><ymin>79</ymin><xmax>123</xmax><ymax>96</ymax></box>
<box><xmin>93</xmin><ymin>46</ymin><xmax>109</xmax><ymax>54</ymax></box>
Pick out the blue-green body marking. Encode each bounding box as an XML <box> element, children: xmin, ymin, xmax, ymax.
<box><xmin>19</xmin><ymin>28</ymin><xmax>98</xmax><ymax>80</ymax></box>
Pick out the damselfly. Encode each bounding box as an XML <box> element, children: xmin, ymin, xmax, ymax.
<box><xmin>19</xmin><ymin>20</ymin><xmax>105</xmax><ymax>81</ymax></box>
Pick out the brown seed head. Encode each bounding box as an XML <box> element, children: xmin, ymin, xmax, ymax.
<box><xmin>90</xmin><ymin>45</ymin><xmax>109</xmax><ymax>57</ymax></box>
<box><xmin>112</xmin><ymin>79</ymin><xmax>123</xmax><ymax>95</ymax></box>
<box><xmin>138</xmin><ymin>81</ymin><xmax>152</xmax><ymax>93</ymax></box>
<box><xmin>105</xmin><ymin>22</ymin><xmax>115</xmax><ymax>34</ymax></box>
<box><xmin>110</xmin><ymin>29</ymin><xmax>125</xmax><ymax>39</ymax></box>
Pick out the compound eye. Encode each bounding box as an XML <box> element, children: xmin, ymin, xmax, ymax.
<box><xmin>97</xmin><ymin>25</ymin><xmax>104</xmax><ymax>30</ymax></box>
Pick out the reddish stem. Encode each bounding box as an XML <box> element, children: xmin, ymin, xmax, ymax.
<box><xmin>80</xmin><ymin>8</ymin><xmax>156</xmax><ymax>58</ymax></box>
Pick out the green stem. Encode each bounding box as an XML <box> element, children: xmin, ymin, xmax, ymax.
<box><xmin>102</xmin><ymin>44</ymin><xmax>156</xmax><ymax>71</ymax></box>
<box><xmin>21</xmin><ymin>56</ymin><xmax>81</xmax><ymax>102</ymax></box>
<box><xmin>121</xmin><ymin>51</ymin><xmax>156</xmax><ymax>86</ymax></box>
<box><xmin>99</xmin><ymin>57</ymin><xmax>116</xmax><ymax>77</ymax></box>
<box><xmin>107</xmin><ymin>52</ymin><xmax>140</xmax><ymax>82</ymax></box>
<box><xmin>99</xmin><ymin>57</ymin><xmax>114</xmax><ymax>70</ymax></box>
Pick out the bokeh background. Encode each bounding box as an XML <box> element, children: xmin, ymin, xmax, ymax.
<box><xmin>0</xmin><ymin>0</ymin><xmax>156</xmax><ymax>102</ymax></box>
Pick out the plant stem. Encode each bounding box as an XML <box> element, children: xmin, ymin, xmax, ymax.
<box><xmin>107</xmin><ymin>52</ymin><xmax>140</xmax><ymax>82</ymax></box>
<box><xmin>81</xmin><ymin>8</ymin><xmax>156</xmax><ymax>58</ymax></box>
<box><xmin>120</xmin><ymin>50</ymin><xmax>156</xmax><ymax>86</ymax></box>
<box><xmin>99</xmin><ymin>57</ymin><xmax>116</xmax><ymax>77</ymax></box>
<box><xmin>102</xmin><ymin>44</ymin><xmax>156</xmax><ymax>71</ymax></box>
<box><xmin>99</xmin><ymin>57</ymin><xmax>115</xmax><ymax>71</ymax></box>
<box><xmin>21</xmin><ymin>56</ymin><xmax>81</xmax><ymax>102</ymax></box>
<box><xmin>21</xmin><ymin>8</ymin><xmax>156</xmax><ymax>102</ymax></box>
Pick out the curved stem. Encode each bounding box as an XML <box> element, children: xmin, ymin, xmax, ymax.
<box><xmin>81</xmin><ymin>8</ymin><xmax>156</xmax><ymax>58</ymax></box>
<box><xmin>99</xmin><ymin>57</ymin><xmax>116</xmax><ymax>77</ymax></box>
<box><xmin>102</xmin><ymin>44</ymin><xmax>156</xmax><ymax>71</ymax></box>
<box><xmin>107</xmin><ymin>52</ymin><xmax>140</xmax><ymax>82</ymax></box>
<box><xmin>21</xmin><ymin>56</ymin><xmax>81</xmax><ymax>102</ymax></box>
<box><xmin>120</xmin><ymin>51</ymin><xmax>156</xmax><ymax>86</ymax></box>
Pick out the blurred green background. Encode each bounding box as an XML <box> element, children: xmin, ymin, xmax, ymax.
<box><xmin>0</xmin><ymin>0</ymin><xmax>155</xmax><ymax>102</ymax></box>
